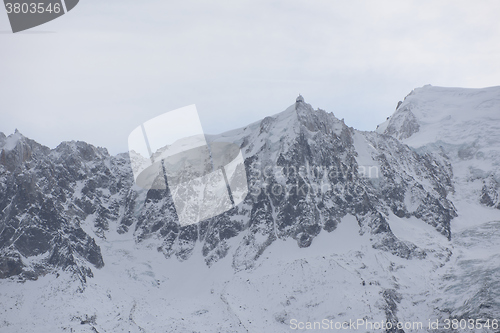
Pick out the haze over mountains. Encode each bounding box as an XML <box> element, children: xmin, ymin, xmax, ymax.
<box><xmin>1</xmin><ymin>86</ymin><xmax>499</xmax><ymax>332</ymax></box>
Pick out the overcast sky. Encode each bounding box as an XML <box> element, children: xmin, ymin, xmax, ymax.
<box><xmin>1</xmin><ymin>0</ymin><xmax>499</xmax><ymax>154</ymax></box>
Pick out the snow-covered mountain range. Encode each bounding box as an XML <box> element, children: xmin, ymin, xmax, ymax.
<box><xmin>1</xmin><ymin>86</ymin><xmax>500</xmax><ymax>332</ymax></box>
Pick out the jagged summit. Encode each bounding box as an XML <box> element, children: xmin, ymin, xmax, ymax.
<box><xmin>1</xmin><ymin>130</ymin><xmax>24</xmax><ymax>151</ymax></box>
<box><xmin>295</xmin><ymin>94</ymin><xmax>305</xmax><ymax>112</ymax></box>
<box><xmin>2</xmin><ymin>87</ymin><xmax>500</xmax><ymax>332</ymax></box>
<box><xmin>0</xmin><ymin>94</ymin><xmax>455</xmax><ymax>279</ymax></box>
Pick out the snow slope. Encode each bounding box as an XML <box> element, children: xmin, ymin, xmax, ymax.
<box><xmin>378</xmin><ymin>85</ymin><xmax>500</xmax><ymax>331</ymax></box>
<box><xmin>0</xmin><ymin>214</ymin><xmax>453</xmax><ymax>333</ymax></box>
<box><xmin>1</xmin><ymin>89</ymin><xmax>500</xmax><ymax>332</ymax></box>
<box><xmin>378</xmin><ymin>85</ymin><xmax>500</xmax><ymax>211</ymax></box>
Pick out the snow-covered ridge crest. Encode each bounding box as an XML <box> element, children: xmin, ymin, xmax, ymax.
<box><xmin>378</xmin><ymin>85</ymin><xmax>500</xmax><ymax>211</ymax></box>
<box><xmin>377</xmin><ymin>85</ymin><xmax>500</xmax><ymax>147</ymax></box>
<box><xmin>3</xmin><ymin>91</ymin><xmax>500</xmax><ymax>332</ymax></box>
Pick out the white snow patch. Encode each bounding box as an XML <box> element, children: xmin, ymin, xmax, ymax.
<box><xmin>2</xmin><ymin>132</ymin><xmax>22</xmax><ymax>151</ymax></box>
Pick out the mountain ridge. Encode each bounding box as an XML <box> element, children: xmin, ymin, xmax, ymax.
<box><xmin>1</xmin><ymin>95</ymin><xmax>456</xmax><ymax>281</ymax></box>
<box><xmin>1</xmin><ymin>87</ymin><xmax>499</xmax><ymax>332</ymax></box>
<box><xmin>378</xmin><ymin>85</ymin><xmax>500</xmax><ymax>211</ymax></box>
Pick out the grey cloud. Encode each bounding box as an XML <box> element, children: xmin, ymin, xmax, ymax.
<box><xmin>1</xmin><ymin>0</ymin><xmax>499</xmax><ymax>154</ymax></box>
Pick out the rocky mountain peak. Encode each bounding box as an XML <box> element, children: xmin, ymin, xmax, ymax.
<box><xmin>0</xmin><ymin>95</ymin><xmax>458</xmax><ymax>283</ymax></box>
<box><xmin>53</xmin><ymin>140</ymin><xmax>110</xmax><ymax>163</ymax></box>
<box><xmin>382</xmin><ymin>104</ymin><xmax>420</xmax><ymax>140</ymax></box>
<box><xmin>295</xmin><ymin>94</ymin><xmax>304</xmax><ymax>104</ymax></box>
<box><xmin>0</xmin><ymin>131</ymin><xmax>49</xmax><ymax>173</ymax></box>
<box><xmin>293</xmin><ymin>98</ymin><xmax>345</xmax><ymax>138</ymax></box>
<box><xmin>2</xmin><ymin>88</ymin><xmax>500</xmax><ymax>332</ymax></box>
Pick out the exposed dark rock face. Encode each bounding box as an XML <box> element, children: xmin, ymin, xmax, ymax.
<box><xmin>123</xmin><ymin>100</ymin><xmax>455</xmax><ymax>269</ymax></box>
<box><xmin>0</xmin><ymin>134</ymin><xmax>133</xmax><ymax>281</ymax></box>
<box><xmin>0</xmin><ymin>98</ymin><xmax>457</xmax><ymax>281</ymax></box>
<box><xmin>480</xmin><ymin>176</ymin><xmax>500</xmax><ymax>209</ymax></box>
<box><xmin>384</xmin><ymin>105</ymin><xmax>420</xmax><ymax>140</ymax></box>
<box><xmin>0</xmin><ymin>252</ymin><xmax>23</xmax><ymax>279</ymax></box>
<box><xmin>382</xmin><ymin>289</ymin><xmax>405</xmax><ymax>333</ymax></box>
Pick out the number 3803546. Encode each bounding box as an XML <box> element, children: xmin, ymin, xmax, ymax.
<box><xmin>5</xmin><ymin>3</ymin><xmax>61</xmax><ymax>14</ymax></box>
